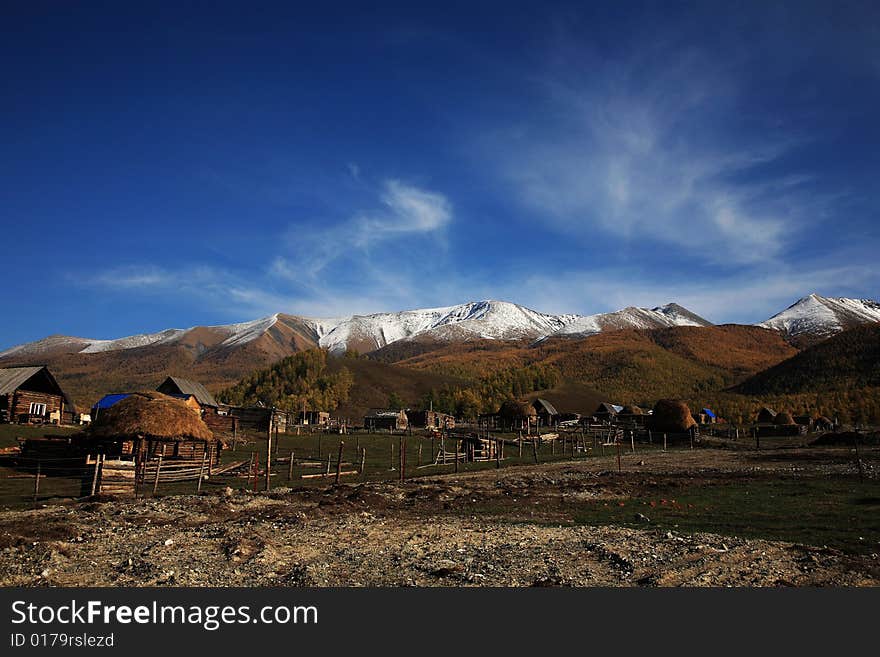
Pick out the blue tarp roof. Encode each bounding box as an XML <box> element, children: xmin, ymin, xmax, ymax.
<box><xmin>93</xmin><ymin>393</ymin><xmax>131</xmax><ymax>410</ymax></box>
<box><xmin>702</xmin><ymin>408</ymin><xmax>716</xmax><ymax>418</ymax></box>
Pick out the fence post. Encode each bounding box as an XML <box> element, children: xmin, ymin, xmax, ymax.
<box><xmin>418</xmin><ymin>440</ymin><xmax>423</xmax><ymax>466</ymax></box>
<box><xmin>335</xmin><ymin>441</ymin><xmax>345</xmax><ymax>485</ymax></box>
<box><xmin>663</xmin><ymin>433</ymin><xmax>667</xmax><ymax>452</ymax></box>
<box><xmin>360</xmin><ymin>447</ymin><xmax>366</xmax><ymax>476</ymax></box>
<box><xmin>400</xmin><ymin>437</ymin><xmax>406</xmax><ymax>482</ymax></box>
<box><xmin>33</xmin><ymin>460</ymin><xmax>41</xmax><ymax>507</ymax></box>
<box><xmin>153</xmin><ymin>454</ymin><xmax>163</xmax><ymax>495</ymax></box>
<box><xmin>197</xmin><ymin>450</ymin><xmax>208</xmax><ymax>493</ymax></box>
<box><xmin>631</xmin><ymin>431</ymin><xmax>635</xmax><ymax>453</ymax></box>
<box><xmin>89</xmin><ymin>455</ymin><xmax>101</xmax><ymax>496</ymax></box>
<box><xmin>532</xmin><ymin>438</ymin><xmax>539</xmax><ymax>464</ymax></box>
<box><xmin>288</xmin><ymin>450</ymin><xmax>295</xmax><ymax>482</ymax></box>
<box><xmin>265</xmin><ymin>418</ymin><xmax>273</xmax><ymax>492</ymax></box>
<box><xmin>496</xmin><ymin>439</ymin><xmax>501</xmax><ymax>468</ymax></box>
<box><xmin>455</xmin><ymin>439</ymin><xmax>459</xmax><ymax>472</ymax></box>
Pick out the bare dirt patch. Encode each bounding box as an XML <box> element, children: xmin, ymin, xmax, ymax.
<box><xmin>0</xmin><ymin>447</ymin><xmax>877</xmax><ymax>587</ymax></box>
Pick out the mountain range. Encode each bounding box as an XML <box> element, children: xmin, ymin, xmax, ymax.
<box><xmin>1</xmin><ymin>293</ymin><xmax>877</xmax><ymax>414</ymax></box>
<box><xmin>6</xmin><ymin>293</ymin><xmax>876</xmax><ymax>361</ymax></box>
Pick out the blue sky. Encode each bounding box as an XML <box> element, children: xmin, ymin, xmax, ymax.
<box><xmin>2</xmin><ymin>1</ymin><xmax>879</xmax><ymax>349</ymax></box>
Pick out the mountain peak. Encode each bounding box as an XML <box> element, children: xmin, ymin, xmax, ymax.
<box><xmin>760</xmin><ymin>294</ymin><xmax>880</xmax><ymax>341</ymax></box>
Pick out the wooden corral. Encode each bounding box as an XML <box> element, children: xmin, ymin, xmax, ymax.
<box><xmin>0</xmin><ymin>366</ymin><xmax>76</xmax><ymax>425</ymax></box>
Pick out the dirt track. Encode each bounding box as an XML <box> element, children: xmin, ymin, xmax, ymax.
<box><xmin>1</xmin><ymin>448</ymin><xmax>878</xmax><ymax>587</ymax></box>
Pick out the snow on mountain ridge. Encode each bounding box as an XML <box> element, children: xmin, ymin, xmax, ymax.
<box><xmin>316</xmin><ymin>300</ymin><xmax>703</xmax><ymax>353</ymax></box>
<box><xmin>759</xmin><ymin>294</ymin><xmax>880</xmax><ymax>338</ymax></box>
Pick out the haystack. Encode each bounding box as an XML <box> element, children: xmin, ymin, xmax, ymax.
<box><xmin>498</xmin><ymin>399</ymin><xmax>537</xmax><ymax>421</ymax></box>
<box><xmin>774</xmin><ymin>411</ymin><xmax>796</xmax><ymax>426</ymax></box>
<box><xmin>621</xmin><ymin>404</ymin><xmax>643</xmax><ymax>415</ymax></box>
<box><xmin>649</xmin><ymin>399</ymin><xmax>696</xmax><ymax>432</ymax></box>
<box><xmin>89</xmin><ymin>392</ymin><xmax>214</xmax><ymax>442</ymax></box>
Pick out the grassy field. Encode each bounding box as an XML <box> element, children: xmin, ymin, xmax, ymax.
<box><xmin>2</xmin><ymin>427</ymin><xmax>878</xmax><ymax>558</ymax></box>
<box><xmin>565</xmin><ymin>476</ymin><xmax>880</xmax><ymax>555</ymax></box>
<box><xmin>0</xmin><ymin>423</ymin><xmax>79</xmax><ymax>449</ymax></box>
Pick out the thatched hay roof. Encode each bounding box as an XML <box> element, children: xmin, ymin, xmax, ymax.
<box><xmin>649</xmin><ymin>399</ymin><xmax>696</xmax><ymax>432</ymax></box>
<box><xmin>89</xmin><ymin>392</ymin><xmax>215</xmax><ymax>441</ymax></box>
<box><xmin>621</xmin><ymin>404</ymin><xmax>643</xmax><ymax>415</ymax></box>
<box><xmin>775</xmin><ymin>411</ymin><xmax>796</xmax><ymax>425</ymax></box>
<box><xmin>498</xmin><ymin>399</ymin><xmax>536</xmax><ymax>419</ymax></box>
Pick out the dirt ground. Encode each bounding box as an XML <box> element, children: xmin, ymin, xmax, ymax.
<box><xmin>1</xmin><ymin>447</ymin><xmax>878</xmax><ymax>587</ymax></box>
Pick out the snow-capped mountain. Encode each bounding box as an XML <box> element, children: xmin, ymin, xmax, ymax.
<box><xmin>759</xmin><ymin>294</ymin><xmax>880</xmax><ymax>341</ymax></box>
<box><xmin>4</xmin><ymin>294</ymin><xmax>876</xmax><ymax>362</ymax></box>
<box><xmin>0</xmin><ymin>300</ymin><xmax>710</xmax><ymax>360</ymax></box>
<box><xmin>553</xmin><ymin>303</ymin><xmax>712</xmax><ymax>337</ymax></box>
<box><xmin>316</xmin><ymin>301</ymin><xmax>583</xmax><ymax>354</ymax></box>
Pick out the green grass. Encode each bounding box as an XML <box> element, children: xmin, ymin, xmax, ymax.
<box><xmin>0</xmin><ymin>423</ymin><xmax>79</xmax><ymax>449</ymax></box>
<box><xmin>569</xmin><ymin>476</ymin><xmax>880</xmax><ymax>554</ymax></box>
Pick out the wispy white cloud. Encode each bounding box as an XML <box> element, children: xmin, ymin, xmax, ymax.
<box><xmin>477</xmin><ymin>38</ymin><xmax>823</xmax><ymax>264</ymax></box>
<box><xmin>271</xmin><ymin>178</ymin><xmax>452</xmax><ymax>290</ymax></box>
<box><xmin>80</xmin><ymin>177</ymin><xmax>458</xmax><ymax>321</ymax></box>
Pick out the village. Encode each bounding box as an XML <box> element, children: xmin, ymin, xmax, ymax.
<box><xmin>0</xmin><ymin>363</ymin><xmax>861</xmax><ymax>504</ymax></box>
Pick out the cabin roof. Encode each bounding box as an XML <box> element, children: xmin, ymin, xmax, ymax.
<box><xmin>532</xmin><ymin>398</ymin><xmax>559</xmax><ymax>416</ymax></box>
<box><xmin>158</xmin><ymin>376</ymin><xmax>218</xmax><ymax>408</ymax></box>
<box><xmin>0</xmin><ymin>366</ymin><xmax>76</xmax><ymax>411</ymax></box>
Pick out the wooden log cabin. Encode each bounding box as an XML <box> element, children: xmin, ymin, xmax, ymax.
<box><xmin>0</xmin><ymin>366</ymin><xmax>76</xmax><ymax>425</ymax></box>
<box><xmin>407</xmin><ymin>409</ymin><xmax>455</xmax><ymax>430</ymax></box>
<box><xmin>156</xmin><ymin>376</ymin><xmax>219</xmax><ymax>411</ymax></box>
<box><xmin>364</xmin><ymin>409</ymin><xmax>409</xmax><ymax>431</ymax></box>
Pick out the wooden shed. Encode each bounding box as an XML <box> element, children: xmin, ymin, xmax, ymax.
<box><xmin>407</xmin><ymin>409</ymin><xmax>455</xmax><ymax>430</ymax></box>
<box><xmin>0</xmin><ymin>366</ymin><xmax>76</xmax><ymax>425</ymax></box>
<box><xmin>364</xmin><ymin>409</ymin><xmax>409</xmax><ymax>431</ymax></box>
<box><xmin>592</xmin><ymin>402</ymin><xmax>619</xmax><ymax>422</ymax></box>
<box><xmin>531</xmin><ymin>398</ymin><xmax>559</xmax><ymax>427</ymax></box>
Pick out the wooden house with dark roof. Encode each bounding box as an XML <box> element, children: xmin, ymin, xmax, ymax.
<box><xmin>0</xmin><ymin>366</ymin><xmax>76</xmax><ymax>425</ymax></box>
<box><xmin>531</xmin><ymin>398</ymin><xmax>559</xmax><ymax>427</ymax></box>
<box><xmin>156</xmin><ymin>376</ymin><xmax>219</xmax><ymax>410</ymax></box>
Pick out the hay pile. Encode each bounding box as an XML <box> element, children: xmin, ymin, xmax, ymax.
<box><xmin>498</xmin><ymin>400</ymin><xmax>536</xmax><ymax>421</ymax></box>
<box><xmin>775</xmin><ymin>411</ymin><xmax>796</xmax><ymax>425</ymax></box>
<box><xmin>90</xmin><ymin>392</ymin><xmax>214</xmax><ymax>441</ymax></box>
<box><xmin>649</xmin><ymin>399</ymin><xmax>696</xmax><ymax>432</ymax></box>
<box><xmin>621</xmin><ymin>404</ymin><xmax>643</xmax><ymax>415</ymax></box>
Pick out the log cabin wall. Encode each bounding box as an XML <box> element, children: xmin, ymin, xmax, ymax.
<box><xmin>11</xmin><ymin>390</ymin><xmax>64</xmax><ymax>423</ymax></box>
